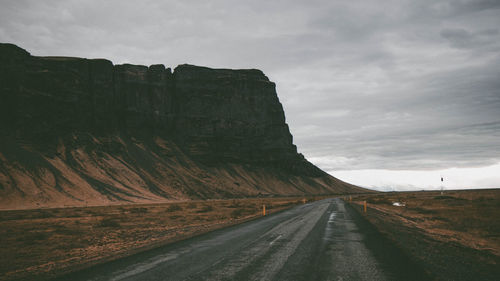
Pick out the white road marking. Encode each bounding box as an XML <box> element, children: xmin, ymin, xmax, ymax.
<box><xmin>109</xmin><ymin>253</ymin><xmax>179</xmax><ymax>281</ymax></box>
<box><xmin>270</xmin><ymin>234</ymin><xmax>282</xmax><ymax>245</ymax></box>
<box><xmin>328</xmin><ymin>212</ymin><xmax>336</xmax><ymax>223</ymax></box>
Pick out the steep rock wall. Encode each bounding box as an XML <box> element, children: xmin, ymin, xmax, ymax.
<box><xmin>174</xmin><ymin>65</ymin><xmax>296</xmax><ymax>164</ymax></box>
<box><xmin>0</xmin><ymin>43</ymin><xmax>368</xmax><ymax>209</ymax></box>
<box><xmin>0</xmin><ymin>43</ymin><xmax>319</xmax><ymax>174</ymax></box>
<box><xmin>0</xmin><ymin>44</ymin><xmax>175</xmax><ymax>135</ymax></box>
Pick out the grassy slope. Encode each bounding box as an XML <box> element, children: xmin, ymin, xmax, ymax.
<box><xmin>0</xmin><ymin>133</ymin><xmax>367</xmax><ymax>209</ymax></box>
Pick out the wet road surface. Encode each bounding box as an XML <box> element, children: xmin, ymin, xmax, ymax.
<box><xmin>55</xmin><ymin>198</ymin><xmax>429</xmax><ymax>281</ymax></box>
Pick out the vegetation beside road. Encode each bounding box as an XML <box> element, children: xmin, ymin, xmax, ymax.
<box><xmin>0</xmin><ymin>196</ymin><xmax>323</xmax><ymax>281</ymax></box>
<box><xmin>348</xmin><ymin>189</ymin><xmax>500</xmax><ymax>281</ymax></box>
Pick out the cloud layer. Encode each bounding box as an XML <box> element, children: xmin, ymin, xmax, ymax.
<box><xmin>1</xmin><ymin>0</ymin><xmax>499</xmax><ymax>187</ymax></box>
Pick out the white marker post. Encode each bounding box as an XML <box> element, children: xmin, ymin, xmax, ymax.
<box><xmin>440</xmin><ymin>176</ymin><xmax>444</xmax><ymax>195</ymax></box>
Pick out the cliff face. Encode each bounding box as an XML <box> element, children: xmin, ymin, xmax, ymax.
<box><xmin>0</xmin><ymin>43</ymin><xmax>367</xmax><ymax>209</ymax></box>
<box><xmin>0</xmin><ymin>44</ymin><xmax>175</xmax><ymax>135</ymax></box>
<box><xmin>174</xmin><ymin>65</ymin><xmax>292</xmax><ymax>161</ymax></box>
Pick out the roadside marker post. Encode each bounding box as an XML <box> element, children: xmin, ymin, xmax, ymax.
<box><xmin>263</xmin><ymin>204</ymin><xmax>266</xmax><ymax>216</ymax></box>
<box><xmin>440</xmin><ymin>176</ymin><xmax>444</xmax><ymax>195</ymax></box>
<box><xmin>364</xmin><ymin>201</ymin><xmax>367</xmax><ymax>213</ymax></box>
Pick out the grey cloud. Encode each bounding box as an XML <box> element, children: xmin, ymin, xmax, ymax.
<box><xmin>306</xmin><ymin>121</ymin><xmax>500</xmax><ymax>171</ymax></box>
<box><xmin>440</xmin><ymin>27</ymin><xmax>500</xmax><ymax>49</ymax></box>
<box><xmin>0</xmin><ymin>0</ymin><xmax>499</xmax><ymax>176</ymax></box>
<box><xmin>451</xmin><ymin>0</ymin><xmax>500</xmax><ymax>14</ymax></box>
<box><xmin>440</xmin><ymin>28</ymin><xmax>476</xmax><ymax>48</ymax></box>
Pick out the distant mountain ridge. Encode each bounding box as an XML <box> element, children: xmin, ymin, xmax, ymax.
<box><xmin>0</xmin><ymin>43</ymin><xmax>369</xmax><ymax>209</ymax></box>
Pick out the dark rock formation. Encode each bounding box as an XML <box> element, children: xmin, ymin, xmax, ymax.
<box><xmin>174</xmin><ymin>65</ymin><xmax>299</xmax><ymax>165</ymax></box>
<box><xmin>0</xmin><ymin>43</ymin><xmax>368</xmax><ymax>209</ymax></box>
<box><xmin>0</xmin><ymin>44</ymin><xmax>176</xmax><ymax>136</ymax></box>
<box><xmin>113</xmin><ymin>63</ymin><xmax>174</xmax><ymax>132</ymax></box>
<box><xmin>0</xmin><ymin>43</ymin><xmax>321</xmax><ymax>175</ymax></box>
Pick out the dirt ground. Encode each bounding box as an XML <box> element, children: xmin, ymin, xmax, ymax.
<box><xmin>0</xmin><ymin>196</ymin><xmax>318</xmax><ymax>281</ymax></box>
<box><xmin>349</xmin><ymin>189</ymin><xmax>500</xmax><ymax>281</ymax></box>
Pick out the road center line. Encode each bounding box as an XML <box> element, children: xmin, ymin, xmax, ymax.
<box><xmin>328</xmin><ymin>212</ymin><xmax>336</xmax><ymax>223</ymax></box>
<box><xmin>270</xmin><ymin>234</ymin><xmax>282</xmax><ymax>245</ymax></box>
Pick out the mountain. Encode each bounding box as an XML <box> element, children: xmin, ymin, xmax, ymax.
<box><xmin>0</xmin><ymin>43</ymin><xmax>368</xmax><ymax>209</ymax></box>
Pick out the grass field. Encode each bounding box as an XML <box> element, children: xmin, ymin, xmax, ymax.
<box><xmin>0</xmin><ymin>197</ymin><xmax>319</xmax><ymax>281</ymax></box>
<box><xmin>349</xmin><ymin>189</ymin><xmax>500</xmax><ymax>281</ymax></box>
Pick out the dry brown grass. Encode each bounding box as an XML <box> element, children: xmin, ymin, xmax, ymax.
<box><xmin>0</xmin><ymin>197</ymin><xmax>320</xmax><ymax>281</ymax></box>
<box><xmin>350</xmin><ymin>189</ymin><xmax>500</xmax><ymax>254</ymax></box>
<box><xmin>347</xmin><ymin>189</ymin><xmax>500</xmax><ymax>280</ymax></box>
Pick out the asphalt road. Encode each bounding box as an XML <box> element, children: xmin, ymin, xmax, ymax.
<box><xmin>55</xmin><ymin>198</ymin><xmax>430</xmax><ymax>281</ymax></box>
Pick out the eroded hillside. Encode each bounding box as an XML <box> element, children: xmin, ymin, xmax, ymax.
<box><xmin>0</xmin><ymin>43</ymin><xmax>367</xmax><ymax>209</ymax></box>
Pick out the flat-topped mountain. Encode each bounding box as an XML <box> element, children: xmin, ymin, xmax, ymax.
<box><xmin>0</xmin><ymin>43</ymin><xmax>368</xmax><ymax>209</ymax></box>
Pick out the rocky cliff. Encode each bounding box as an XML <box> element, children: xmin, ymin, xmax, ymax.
<box><xmin>0</xmin><ymin>43</ymin><xmax>367</xmax><ymax>209</ymax></box>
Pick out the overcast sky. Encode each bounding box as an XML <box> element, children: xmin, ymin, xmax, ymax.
<box><xmin>1</xmin><ymin>0</ymin><xmax>499</xmax><ymax>190</ymax></box>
